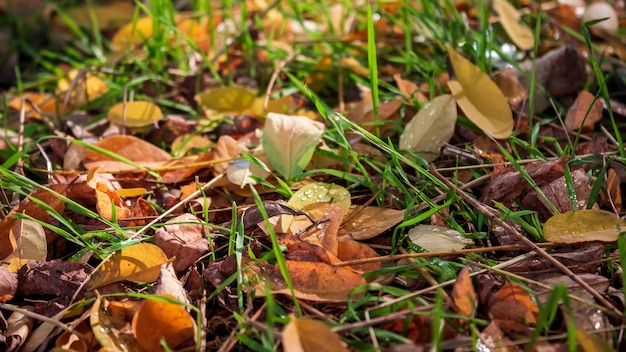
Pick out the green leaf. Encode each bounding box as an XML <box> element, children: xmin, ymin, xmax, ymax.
<box><xmin>262</xmin><ymin>113</ymin><xmax>324</xmax><ymax>180</ymax></box>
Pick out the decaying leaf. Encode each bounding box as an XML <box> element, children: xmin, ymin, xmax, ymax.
<box><xmin>8</xmin><ymin>92</ymin><xmax>72</xmax><ymax>119</ymax></box>
<box><xmin>446</xmin><ymin>47</ymin><xmax>513</xmax><ymax>139</ymax></box>
<box><xmin>83</xmin><ymin>135</ymin><xmax>172</xmax><ymax>172</ymax></box>
<box><xmin>0</xmin><ymin>267</ymin><xmax>18</xmax><ymax>302</ymax></box>
<box><xmin>493</xmin><ymin>0</ymin><xmax>534</xmax><ymax>50</ymax></box>
<box><xmin>282</xmin><ymin>316</ymin><xmax>347</xmax><ymax>352</ymax></box>
<box><xmin>564</xmin><ymin>90</ymin><xmax>603</xmax><ymax>131</ymax></box>
<box><xmin>262</xmin><ymin>113</ymin><xmax>325</xmax><ymax>180</ymax></box>
<box><xmin>88</xmin><ymin>243</ymin><xmax>168</xmax><ymax>289</ymax></box>
<box><xmin>451</xmin><ymin>266</ymin><xmax>477</xmax><ymax>317</ymax></box>
<box><xmin>56</xmin><ymin>69</ymin><xmax>109</xmax><ymax>106</ymax></box>
<box><xmin>408</xmin><ymin>225</ymin><xmax>473</xmax><ymax>252</ymax></box>
<box><xmin>90</xmin><ymin>294</ymin><xmax>144</xmax><ymax>351</ymax></box>
<box><xmin>543</xmin><ymin>209</ymin><xmax>626</xmax><ymax>244</ymax></box>
<box><xmin>107</xmin><ymin>100</ymin><xmax>163</xmax><ymax>128</ymax></box>
<box><xmin>487</xmin><ymin>282</ymin><xmax>538</xmax><ymax>324</ymax></box>
<box><xmin>247</xmin><ymin>260</ymin><xmax>365</xmax><ymax>302</ymax></box>
<box><xmin>3</xmin><ymin>219</ymin><xmax>47</xmax><ymax>272</ymax></box>
<box><xmin>399</xmin><ymin>94</ymin><xmax>457</xmax><ymax>162</ymax></box>
<box><xmin>337</xmin><ymin>205</ymin><xmax>405</xmax><ymax>241</ymax></box>
<box><xmin>154</xmin><ymin>214</ymin><xmax>210</xmax><ymax>272</ymax></box>
<box><xmin>132</xmin><ymin>294</ymin><xmax>196</xmax><ymax>351</ymax></box>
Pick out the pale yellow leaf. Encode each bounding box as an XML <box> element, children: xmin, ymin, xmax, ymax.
<box><xmin>543</xmin><ymin>209</ymin><xmax>626</xmax><ymax>244</ymax></box>
<box><xmin>408</xmin><ymin>225</ymin><xmax>473</xmax><ymax>252</ymax></box>
<box><xmin>288</xmin><ymin>183</ymin><xmax>351</xmax><ymax>216</ymax></box>
<box><xmin>399</xmin><ymin>94</ymin><xmax>457</xmax><ymax>162</ymax></box>
<box><xmin>493</xmin><ymin>0</ymin><xmax>535</xmax><ymax>50</ymax></box>
<box><xmin>282</xmin><ymin>316</ymin><xmax>347</xmax><ymax>352</ymax></box>
<box><xmin>446</xmin><ymin>47</ymin><xmax>513</xmax><ymax>139</ymax></box>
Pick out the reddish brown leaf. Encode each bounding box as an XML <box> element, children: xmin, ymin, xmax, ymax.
<box><xmin>565</xmin><ymin>90</ymin><xmax>603</xmax><ymax>132</ymax></box>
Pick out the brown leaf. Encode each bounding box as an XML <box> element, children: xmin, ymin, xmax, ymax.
<box><xmin>481</xmin><ymin>157</ymin><xmax>569</xmax><ymax>205</ymax></box>
<box><xmin>451</xmin><ymin>266</ymin><xmax>477</xmax><ymax>317</ymax></box>
<box><xmin>565</xmin><ymin>90</ymin><xmax>603</xmax><ymax>131</ymax></box>
<box><xmin>83</xmin><ymin>135</ymin><xmax>171</xmax><ymax>172</ymax></box>
<box><xmin>336</xmin><ymin>241</ymin><xmax>380</xmax><ymax>272</ymax></box>
<box><xmin>337</xmin><ymin>205</ymin><xmax>405</xmax><ymax>241</ymax></box>
<box><xmin>154</xmin><ymin>214</ymin><xmax>210</xmax><ymax>272</ymax></box>
<box><xmin>17</xmin><ymin>260</ymin><xmax>92</xmax><ymax>298</ymax></box>
<box><xmin>488</xmin><ymin>282</ymin><xmax>538</xmax><ymax>324</ymax></box>
<box><xmin>0</xmin><ymin>267</ymin><xmax>17</xmax><ymax>302</ymax></box>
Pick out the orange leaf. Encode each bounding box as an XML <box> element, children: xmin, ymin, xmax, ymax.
<box><xmin>488</xmin><ymin>282</ymin><xmax>538</xmax><ymax>324</ymax></box>
<box><xmin>132</xmin><ymin>295</ymin><xmax>196</xmax><ymax>351</ymax></box>
<box><xmin>451</xmin><ymin>266</ymin><xmax>477</xmax><ymax>317</ymax></box>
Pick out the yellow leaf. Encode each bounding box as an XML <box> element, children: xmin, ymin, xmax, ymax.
<box><xmin>543</xmin><ymin>209</ymin><xmax>626</xmax><ymax>244</ymax></box>
<box><xmin>493</xmin><ymin>0</ymin><xmax>535</xmax><ymax>50</ymax></box>
<box><xmin>576</xmin><ymin>328</ymin><xmax>616</xmax><ymax>352</ymax></box>
<box><xmin>88</xmin><ymin>243</ymin><xmax>168</xmax><ymax>289</ymax></box>
<box><xmin>288</xmin><ymin>183</ymin><xmax>351</xmax><ymax>216</ymax></box>
<box><xmin>114</xmin><ymin>188</ymin><xmax>149</xmax><ymax>198</ymax></box>
<box><xmin>446</xmin><ymin>47</ymin><xmax>513</xmax><ymax>139</ymax></box>
<box><xmin>111</xmin><ymin>17</ymin><xmax>155</xmax><ymax>50</ymax></box>
<box><xmin>195</xmin><ymin>85</ymin><xmax>258</xmax><ymax>114</ymax></box>
<box><xmin>132</xmin><ymin>295</ymin><xmax>196</xmax><ymax>351</ymax></box>
<box><xmin>3</xmin><ymin>219</ymin><xmax>47</xmax><ymax>272</ymax></box>
<box><xmin>57</xmin><ymin>69</ymin><xmax>109</xmax><ymax>105</ymax></box>
<box><xmin>282</xmin><ymin>316</ymin><xmax>347</xmax><ymax>352</ymax></box>
<box><xmin>107</xmin><ymin>101</ymin><xmax>163</xmax><ymax>128</ymax></box>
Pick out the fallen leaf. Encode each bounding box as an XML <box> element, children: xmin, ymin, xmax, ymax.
<box><xmin>399</xmin><ymin>94</ymin><xmax>457</xmax><ymax>162</ymax></box>
<box><xmin>451</xmin><ymin>266</ymin><xmax>477</xmax><ymax>317</ymax></box>
<box><xmin>90</xmin><ymin>294</ymin><xmax>144</xmax><ymax>351</ymax></box>
<box><xmin>282</xmin><ymin>316</ymin><xmax>347</xmax><ymax>352</ymax></box>
<box><xmin>17</xmin><ymin>260</ymin><xmax>92</xmax><ymax>298</ymax></box>
<box><xmin>262</xmin><ymin>113</ymin><xmax>325</xmax><ymax>180</ymax></box>
<box><xmin>446</xmin><ymin>47</ymin><xmax>514</xmax><ymax>139</ymax></box>
<box><xmin>154</xmin><ymin>214</ymin><xmax>210</xmax><ymax>272</ymax></box>
<box><xmin>479</xmin><ymin>320</ymin><xmax>528</xmax><ymax>351</ymax></box>
<box><xmin>576</xmin><ymin>327</ymin><xmax>615</xmax><ymax>352</ymax></box>
<box><xmin>132</xmin><ymin>294</ymin><xmax>196</xmax><ymax>351</ymax></box>
<box><xmin>488</xmin><ymin>282</ymin><xmax>538</xmax><ymax>324</ymax></box>
<box><xmin>57</xmin><ymin>69</ymin><xmax>109</xmax><ymax>106</ymax></box>
<box><xmin>493</xmin><ymin>0</ymin><xmax>535</xmax><ymax>50</ymax></box>
<box><xmin>0</xmin><ymin>267</ymin><xmax>18</xmax><ymax>302</ymax></box>
<box><xmin>83</xmin><ymin>135</ymin><xmax>172</xmax><ymax>172</ymax></box>
<box><xmin>408</xmin><ymin>225</ymin><xmax>473</xmax><ymax>252</ymax></box>
<box><xmin>8</xmin><ymin>92</ymin><xmax>72</xmax><ymax>119</ymax></box>
<box><xmin>248</xmin><ymin>260</ymin><xmax>365</xmax><ymax>302</ymax></box>
<box><xmin>336</xmin><ymin>241</ymin><xmax>381</xmax><ymax>272</ymax></box>
<box><xmin>288</xmin><ymin>183</ymin><xmax>351</xmax><ymax>216</ymax></box>
<box><xmin>565</xmin><ymin>90</ymin><xmax>603</xmax><ymax>131</ymax></box>
<box><xmin>543</xmin><ymin>209</ymin><xmax>626</xmax><ymax>244</ymax></box>
<box><xmin>107</xmin><ymin>100</ymin><xmax>163</xmax><ymax>128</ymax></box>
<box><xmin>337</xmin><ymin>205</ymin><xmax>405</xmax><ymax>241</ymax></box>
<box><xmin>227</xmin><ymin>157</ymin><xmax>271</xmax><ymax>186</ymax></box>
<box><xmin>51</xmin><ymin>1</ymin><xmax>135</xmax><ymax>31</ymax></box>
<box><xmin>3</xmin><ymin>219</ymin><xmax>47</xmax><ymax>272</ymax></box>
<box><xmin>495</xmin><ymin>67</ymin><xmax>527</xmax><ymax>105</ymax></box>
<box><xmin>88</xmin><ymin>243</ymin><xmax>168</xmax><ymax>289</ymax></box>
<box><xmin>5</xmin><ymin>306</ymin><xmax>34</xmax><ymax>352</ymax></box>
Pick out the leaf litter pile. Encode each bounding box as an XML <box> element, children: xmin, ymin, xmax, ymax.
<box><xmin>1</xmin><ymin>0</ymin><xmax>626</xmax><ymax>351</ymax></box>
